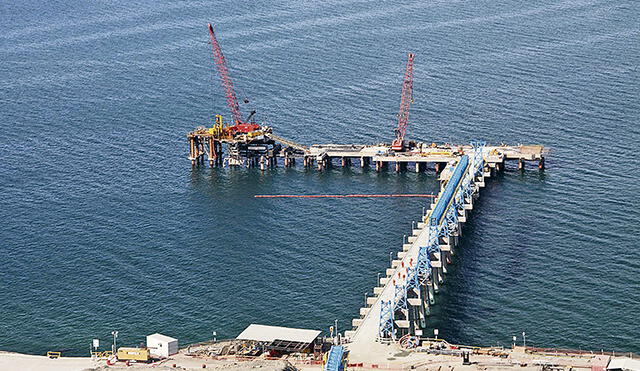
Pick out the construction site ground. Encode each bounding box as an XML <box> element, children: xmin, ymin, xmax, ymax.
<box><xmin>2</xmin><ymin>341</ymin><xmax>630</xmax><ymax>371</ymax></box>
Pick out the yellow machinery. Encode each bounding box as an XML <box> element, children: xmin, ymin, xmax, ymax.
<box><xmin>117</xmin><ymin>347</ymin><xmax>150</xmax><ymax>362</ymax></box>
<box><xmin>420</xmin><ymin>151</ymin><xmax>453</xmax><ymax>156</ymax></box>
<box><xmin>208</xmin><ymin>114</ymin><xmax>230</xmax><ymax>139</ymax></box>
<box><xmin>91</xmin><ymin>351</ymin><xmax>113</xmax><ymax>359</ymax></box>
<box><xmin>246</xmin><ymin>130</ymin><xmax>265</xmax><ymax>139</ymax></box>
<box><xmin>46</xmin><ymin>351</ymin><xmax>61</xmax><ymax>359</ymax></box>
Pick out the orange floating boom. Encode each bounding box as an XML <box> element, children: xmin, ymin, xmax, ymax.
<box><xmin>255</xmin><ymin>194</ymin><xmax>435</xmax><ymax>199</ymax></box>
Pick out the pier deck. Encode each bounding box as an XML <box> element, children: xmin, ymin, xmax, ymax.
<box><xmin>341</xmin><ymin>146</ymin><xmax>491</xmax><ymax>359</ymax></box>
<box><xmin>187</xmin><ymin>130</ymin><xmax>548</xmax><ymax>172</ymax></box>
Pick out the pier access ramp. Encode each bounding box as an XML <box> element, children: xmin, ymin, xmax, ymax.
<box><xmin>347</xmin><ymin>154</ymin><xmax>477</xmax><ymax>359</ymax></box>
<box><xmin>324</xmin><ymin>345</ymin><xmax>345</xmax><ymax>371</ymax></box>
<box><xmin>266</xmin><ymin>133</ymin><xmax>309</xmax><ymax>153</ymax></box>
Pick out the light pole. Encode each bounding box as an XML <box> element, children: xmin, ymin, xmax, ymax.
<box><xmin>522</xmin><ymin>332</ymin><xmax>526</xmax><ymax>347</ymax></box>
<box><xmin>389</xmin><ymin>251</ymin><xmax>393</xmax><ymax>267</ymax></box>
<box><xmin>434</xmin><ymin>329</ymin><xmax>439</xmax><ymax>340</ymax></box>
<box><xmin>512</xmin><ymin>336</ymin><xmax>516</xmax><ymax>349</ymax></box>
<box><xmin>364</xmin><ymin>292</ymin><xmax>369</xmax><ymax>307</ymax></box>
<box><xmin>334</xmin><ymin>319</ymin><xmax>338</xmax><ymax>344</ymax></box>
<box><xmin>212</xmin><ymin>331</ymin><xmax>217</xmax><ymax>343</ymax></box>
<box><xmin>377</xmin><ymin>273</ymin><xmax>381</xmax><ymax>285</ymax></box>
<box><xmin>111</xmin><ymin>331</ymin><xmax>118</xmax><ymax>354</ymax></box>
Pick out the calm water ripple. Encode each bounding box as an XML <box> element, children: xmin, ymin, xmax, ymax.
<box><xmin>1</xmin><ymin>0</ymin><xmax>639</xmax><ymax>356</ymax></box>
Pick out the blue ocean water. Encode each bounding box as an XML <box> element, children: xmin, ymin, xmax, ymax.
<box><xmin>1</xmin><ymin>0</ymin><xmax>639</xmax><ymax>356</ymax></box>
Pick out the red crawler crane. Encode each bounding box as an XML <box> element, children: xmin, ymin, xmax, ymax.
<box><xmin>207</xmin><ymin>23</ymin><xmax>260</xmax><ymax>134</ymax></box>
<box><xmin>391</xmin><ymin>53</ymin><xmax>415</xmax><ymax>151</ymax></box>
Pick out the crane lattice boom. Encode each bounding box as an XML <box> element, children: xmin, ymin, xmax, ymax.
<box><xmin>392</xmin><ymin>53</ymin><xmax>415</xmax><ymax>151</ymax></box>
<box><xmin>208</xmin><ymin>23</ymin><xmax>242</xmax><ymax>125</ymax></box>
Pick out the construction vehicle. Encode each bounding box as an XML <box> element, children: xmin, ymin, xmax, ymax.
<box><xmin>391</xmin><ymin>53</ymin><xmax>415</xmax><ymax>152</ymax></box>
<box><xmin>207</xmin><ymin>23</ymin><xmax>263</xmax><ymax>137</ymax></box>
<box><xmin>116</xmin><ymin>347</ymin><xmax>150</xmax><ymax>362</ymax></box>
<box><xmin>46</xmin><ymin>351</ymin><xmax>61</xmax><ymax>359</ymax></box>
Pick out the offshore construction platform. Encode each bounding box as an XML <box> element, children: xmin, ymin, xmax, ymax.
<box><xmin>187</xmin><ymin>25</ymin><xmax>546</xmax><ymax>173</ymax></box>
<box><xmin>187</xmin><ymin>24</ymin><xmax>547</xmax><ymax>351</ymax></box>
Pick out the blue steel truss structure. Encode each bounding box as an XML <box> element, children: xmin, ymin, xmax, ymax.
<box><xmin>378</xmin><ymin>145</ymin><xmax>487</xmax><ymax>341</ymax></box>
<box><xmin>379</xmin><ymin>300</ymin><xmax>394</xmax><ymax>339</ymax></box>
<box><xmin>471</xmin><ymin>141</ymin><xmax>486</xmax><ymax>179</ymax></box>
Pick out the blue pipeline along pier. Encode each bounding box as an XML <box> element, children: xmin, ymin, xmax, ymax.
<box><xmin>347</xmin><ymin>144</ymin><xmax>486</xmax><ymax>346</ymax></box>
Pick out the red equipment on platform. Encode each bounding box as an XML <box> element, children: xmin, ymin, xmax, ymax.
<box><xmin>391</xmin><ymin>53</ymin><xmax>415</xmax><ymax>151</ymax></box>
<box><xmin>207</xmin><ymin>23</ymin><xmax>260</xmax><ymax>134</ymax></box>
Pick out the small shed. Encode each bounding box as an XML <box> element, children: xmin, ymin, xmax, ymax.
<box><xmin>237</xmin><ymin>324</ymin><xmax>321</xmax><ymax>353</ymax></box>
<box><xmin>146</xmin><ymin>333</ymin><xmax>178</xmax><ymax>358</ymax></box>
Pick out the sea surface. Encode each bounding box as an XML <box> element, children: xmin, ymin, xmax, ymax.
<box><xmin>1</xmin><ymin>0</ymin><xmax>639</xmax><ymax>356</ymax></box>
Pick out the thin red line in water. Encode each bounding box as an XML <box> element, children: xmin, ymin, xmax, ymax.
<box><xmin>254</xmin><ymin>194</ymin><xmax>435</xmax><ymax>199</ymax></box>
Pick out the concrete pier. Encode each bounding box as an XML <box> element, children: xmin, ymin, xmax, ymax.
<box><xmin>346</xmin><ymin>145</ymin><xmax>489</xmax><ymax>348</ymax></box>
<box><xmin>187</xmin><ymin>130</ymin><xmax>547</xmax><ymax>174</ymax></box>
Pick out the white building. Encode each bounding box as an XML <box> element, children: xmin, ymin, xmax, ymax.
<box><xmin>146</xmin><ymin>333</ymin><xmax>178</xmax><ymax>358</ymax></box>
<box><xmin>607</xmin><ymin>358</ymin><xmax>640</xmax><ymax>371</ymax></box>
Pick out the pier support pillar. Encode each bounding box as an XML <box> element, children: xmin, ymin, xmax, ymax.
<box><xmin>441</xmin><ymin>251</ymin><xmax>448</xmax><ymax>274</ymax></box>
<box><xmin>360</xmin><ymin>157</ymin><xmax>370</xmax><ymax>169</ymax></box>
<box><xmin>305</xmin><ymin>156</ymin><xmax>315</xmax><ymax>169</ymax></box>
<box><xmin>518</xmin><ymin>158</ymin><xmax>525</xmax><ymax>171</ymax></box>
<box><xmin>420</xmin><ymin>284</ymin><xmax>430</xmax><ymax>319</ymax></box>
<box><xmin>376</xmin><ymin>161</ymin><xmax>382</xmax><ymax>172</ymax></box>
<box><xmin>195</xmin><ymin>138</ymin><xmax>202</xmax><ymax>166</ymax></box>
<box><xmin>199</xmin><ymin>140</ymin><xmax>205</xmax><ymax>165</ymax></box>
<box><xmin>189</xmin><ymin>138</ymin><xmax>195</xmax><ymax>167</ymax></box>
<box><xmin>428</xmin><ymin>281</ymin><xmax>436</xmax><ymax>305</ymax></box>
<box><xmin>539</xmin><ymin>156</ymin><xmax>545</xmax><ymax>170</ymax></box>
<box><xmin>208</xmin><ymin>139</ymin><xmax>214</xmax><ymax>167</ymax></box>
<box><xmin>215</xmin><ymin>141</ymin><xmax>223</xmax><ymax>166</ymax></box>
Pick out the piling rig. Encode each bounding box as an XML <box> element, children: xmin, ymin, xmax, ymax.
<box><xmin>193</xmin><ymin>23</ymin><xmax>286</xmax><ymax>167</ymax></box>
